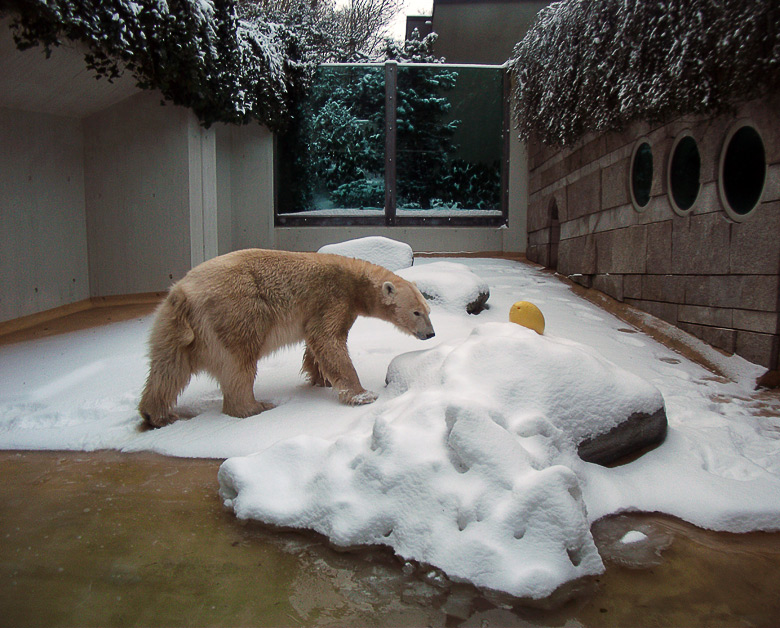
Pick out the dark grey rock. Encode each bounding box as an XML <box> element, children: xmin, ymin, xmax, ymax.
<box><xmin>577</xmin><ymin>406</ymin><xmax>668</xmax><ymax>466</ymax></box>
<box><xmin>465</xmin><ymin>290</ymin><xmax>490</xmax><ymax>315</ymax></box>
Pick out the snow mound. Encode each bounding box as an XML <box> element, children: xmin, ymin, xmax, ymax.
<box><xmin>387</xmin><ymin>323</ymin><xmax>664</xmax><ymax>444</ymax></box>
<box><xmin>318</xmin><ymin>237</ymin><xmax>413</xmax><ymax>271</ymax></box>
<box><xmin>219</xmin><ymin>323</ymin><xmax>665</xmax><ymax>599</ymax></box>
<box><xmin>397</xmin><ymin>261</ymin><xmax>489</xmax><ymax>314</ymax></box>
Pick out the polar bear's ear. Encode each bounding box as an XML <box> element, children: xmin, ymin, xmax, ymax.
<box><xmin>382</xmin><ymin>281</ymin><xmax>397</xmax><ymax>301</ymax></box>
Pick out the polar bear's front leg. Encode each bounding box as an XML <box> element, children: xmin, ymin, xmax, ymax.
<box><xmin>305</xmin><ymin>335</ymin><xmax>377</xmax><ymax>406</ymax></box>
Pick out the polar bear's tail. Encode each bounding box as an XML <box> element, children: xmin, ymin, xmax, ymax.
<box><xmin>138</xmin><ymin>287</ymin><xmax>196</xmax><ymax>427</ymax></box>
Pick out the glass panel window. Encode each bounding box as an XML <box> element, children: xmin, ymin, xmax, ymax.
<box><xmin>276</xmin><ymin>63</ymin><xmax>507</xmax><ymax>226</ymax></box>
<box><xmin>276</xmin><ymin>65</ymin><xmax>386</xmax><ymax>219</ymax></box>
<box><xmin>395</xmin><ymin>65</ymin><xmax>504</xmax><ymax>220</ymax></box>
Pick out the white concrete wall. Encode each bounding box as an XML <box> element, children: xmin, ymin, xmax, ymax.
<box><xmin>0</xmin><ymin>107</ymin><xmax>90</xmax><ymax>322</ymax></box>
<box><xmin>505</xmin><ymin>122</ymin><xmax>528</xmax><ymax>252</ymax></box>
<box><xmin>1</xmin><ymin>86</ymin><xmax>275</xmax><ymax>325</ymax></box>
<box><xmin>229</xmin><ymin>124</ymin><xmax>275</xmax><ymax>251</ymax></box>
<box><xmin>215</xmin><ymin>125</ymin><xmax>234</xmax><ymax>255</ymax></box>
<box><xmin>188</xmin><ymin>120</ymin><xmax>218</xmax><ymax>268</ymax></box>
<box><xmin>83</xmin><ymin>92</ymin><xmax>193</xmax><ymax>296</ymax></box>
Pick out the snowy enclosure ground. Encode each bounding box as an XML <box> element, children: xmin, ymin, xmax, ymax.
<box><xmin>1</xmin><ymin>257</ymin><xmax>779</xmax><ymax>600</ymax></box>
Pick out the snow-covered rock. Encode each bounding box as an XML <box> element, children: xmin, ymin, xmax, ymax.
<box><xmin>219</xmin><ymin>322</ymin><xmax>666</xmax><ymax>599</ymax></box>
<box><xmin>386</xmin><ymin>322</ymin><xmax>665</xmax><ymax>450</ymax></box>
<box><xmin>318</xmin><ymin>237</ymin><xmax>413</xmax><ymax>272</ymax></box>
<box><xmin>576</xmin><ymin>404</ymin><xmax>667</xmax><ymax>466</ymax></box>
<box><xmin>397</xmin><ymin>261</ymin><xmax>490</xmax><ymax>314</ymax></box>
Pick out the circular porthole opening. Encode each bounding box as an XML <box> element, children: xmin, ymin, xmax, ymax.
<box><xmin>668</xmin><ymin>133</ymin><xmax>701</xmax><ymax>215</ymax></box>
<box><xmin>630</xmin><ymin>139</ymin><xmax>653</xmax><ymax>211</ymax></box>
<box><xmin>719</xmin><ymin>123</ymin><xmax>766</xmax><ymax>221</ymax></box>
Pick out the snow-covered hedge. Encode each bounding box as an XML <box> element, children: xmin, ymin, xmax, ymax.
<box><xmin>4</xmin><ymin>0</ymin><xmax>312</xmax><ymax>128</ymax></box>
<box><xmin>509</xmin><ymin>0</ymin><xmax>780</xmax><ymax>146</ymax></box>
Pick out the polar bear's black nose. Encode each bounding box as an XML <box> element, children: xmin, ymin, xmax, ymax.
<box><xmin>417</xmin><ymin>330</ymin><xmax>435</xmax><ymax>340</ymax></box>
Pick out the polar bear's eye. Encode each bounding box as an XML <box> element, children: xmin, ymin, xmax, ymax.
<box><xmin>413</xmin><ymin>311</ymin><xmax>422</xmax><ymax>317</ymax></box>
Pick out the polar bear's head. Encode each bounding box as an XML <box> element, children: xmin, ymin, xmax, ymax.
<box><xmin>381</xmin><ymin>279</ymin><xmax>435</xmax><ymax>341</ymax></box>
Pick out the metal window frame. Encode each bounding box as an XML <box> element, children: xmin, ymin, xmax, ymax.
<box><xmin>274</xmin><ymin>61</ymin><xmax>510</xmax><ymax>228</ymax></box>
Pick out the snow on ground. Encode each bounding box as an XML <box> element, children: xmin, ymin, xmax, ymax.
<box><xmin>1</xmin><ymin>258</ymin><xmax>779</xmax><ymax>599</ymax></box>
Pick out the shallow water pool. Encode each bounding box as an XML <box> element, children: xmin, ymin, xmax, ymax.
<box><xmin>1</xmin><ymin>450</ymin><xmax>779</xmax><ymax>627</ymax></box>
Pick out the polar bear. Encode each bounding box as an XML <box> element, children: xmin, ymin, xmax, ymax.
<box><xmin>138</xmin><ymin>248</ymin><xmax>435</xmax><ymax>427</ymax></box>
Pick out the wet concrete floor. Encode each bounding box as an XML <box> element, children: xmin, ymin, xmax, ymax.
<box><xmin>2</xmin><ymin>449</ymin><xmax>780</xmax><ymax>627</ymax></box>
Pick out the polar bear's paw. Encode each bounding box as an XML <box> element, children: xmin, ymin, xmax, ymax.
<box><xmin>341</xmin><ymin>390</ymin><xmax>378</xmax><ymax>406</ymax></box>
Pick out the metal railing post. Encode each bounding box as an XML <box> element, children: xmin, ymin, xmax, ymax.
<box><xmin>384</xmin><ymin>61</ymin><xmax>398</xmax><ymax>226</ymax></box>
<box><xmin>502</xmin><ymin>67</ymin><xmax>511</xmax><ymax>225</ymax></box>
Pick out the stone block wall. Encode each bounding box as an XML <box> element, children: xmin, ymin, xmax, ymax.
<box><xmin>526</xmin><ymin>94</ymin><xmax>780</xmax><ymax>371</ymax></box>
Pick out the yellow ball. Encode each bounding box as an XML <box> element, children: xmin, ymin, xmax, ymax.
<box><xmin>509</xmin><ymin>301</ymin><xmax>545</xmax><ymax>334</ymax></box>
